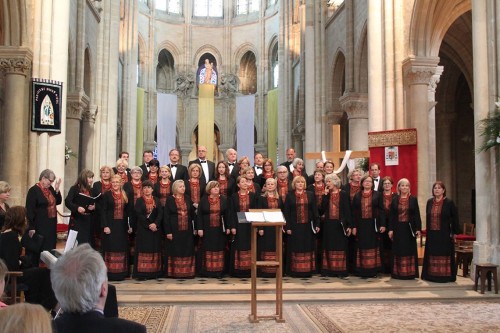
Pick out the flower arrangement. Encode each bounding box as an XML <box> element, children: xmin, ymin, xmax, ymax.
<box><xmin>477</xmin><ymin>100</ymin><xmax>500</xmax><ymax>161</ymax></box>
<box><xmin>65</xmin><ymin>142</ymin><xmax>77</xmax><ymax>164</ymax></box>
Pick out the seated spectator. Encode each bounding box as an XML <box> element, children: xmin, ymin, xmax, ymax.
<box><xmin>51</xmin><ymin>243</ymin><xmax>146</xmax><ymax>333</ymax></box>
<box><xmin>0</xmin><ymin>303</ymin><xmax>53</xmax><ymax>333</ymax></box>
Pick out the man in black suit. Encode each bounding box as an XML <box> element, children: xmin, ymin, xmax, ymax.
<box><xmin>253</xmin><ymin>152</ymin><xmax>265</xmax><ymax>185</ymax></box>
<box><xmin>226</xmin><ymin>148</ymin><xmax>240</xmax><ymax>179</ymax></box>
<box><xmin>139</xmin><ymin>150</ymin><xmax>154</xmax><ymax>178</ymax></box>
<box><xmin>51</xmin><ymin>244</ymin><xmax>146</xmax><ymax>333</ymax></box>
<box><xmin>370</xmin><ymin>162</ymin><xmax>383</xmax><ymax>192</ymax></box>
<box><xmin>168</xmin><ymin>148</ymin><xmax>188</xmax><ymax>181</ymax></box>
<box><xmin>188</xmin><ymin>145</ymin><xmax>215</xmax><ymax>184</ymax></box>
<box><xmin>281</xmin><ymin>148</ymin><xmax>297</xmax><ymax>172</ymax></box>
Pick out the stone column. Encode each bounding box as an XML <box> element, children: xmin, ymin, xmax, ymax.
<box><xmin>0</xmin><ymin>48</ymin><xmax>33</xmax><ymax>205</ymax></box>
<box><xmin>403</xmin><ymin>56</ymin><xmax>440</xmax><ymax>213</ymax></box>
<box><xmin>367</xmin><ymin>0</ymin><xmax>385</xmax><ymax>131</ymax></box>
<box><xmin>471</xmin><ymin>0</ymin><xmax>499</xmax><ymax>265</ymax></box>
<box><xmin>304</xmin><ymin>1</ymin><xmax>317</xmax><ymax>171</ymax></box>
<box><xmin>65</xmin><ymin>100</ymin><xmax>83</xmax><ymax>185</ymax></box>
<box><xmin>81</xmin><ymin>107</ymin><xmax>97</xmax><ymax>169</ymax></box>
<box><xmin>29</xmin><ymin>0</ymin><xmax>71</xmax><ymax>195</ymax></box>
<box><xmin>340</xmin><ymin>93</ymin><xmax>368</xmax><ymax>151</ymax></box>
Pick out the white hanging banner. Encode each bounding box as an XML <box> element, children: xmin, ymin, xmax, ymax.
<box><xmin>157</xmin><ymin>93</ymin><xmax>177</xmax><ymax>165</ymax></box>
<box><xmin>236</xmin><ymin>95</ymin><xmax>255</xmax><ymax>161</ymax></box>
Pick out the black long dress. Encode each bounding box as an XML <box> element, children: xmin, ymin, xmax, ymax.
<box><xmin>389</xmin><ymin>195</ymin><xmax>421</xmax><ymax>280</ymax></box>
<box><xmin>321</xmin><ymin>190</ymin><xmax>351</xmax><ymax>277</ymax></box>
<box><xmin>284</xmin><ymin>190</ymin><xmax>319</xmax><ymax>277</ymax></box>
<box><xmin>256</xmin><ymin>195</ymin><xmax>283</xmax><ymax>277</ymax></box>
<box><xmin>196</xmin><ymin>195</ymin><xmax>229</xmax><ymax>277</ymax></box>
<box><xmin>92</xmin><ymin>181</ymin><xmax>112</xmax><ymax>251</ymax></box>
<box><xmin>25</xmin><ymin>183</ymin><xmax>62</xmax><ymax>251</ymax></box>
<box><xmin>352</xmin><ymin>190</ymin><xmax>385</xmax><ymax>277</ymax></box>
<box><xmin>101</xmin><ymin>190</ymin><xmax>131</xmax><ymax>280</ymax></box>
<box><xmin>164</xmin><ymin>194</ymin><xmax>196</xmax><ymax>278</ymax></box>
<box><xmin>421</xmin><ymin>197</ymin><xmax>460</xmax><ymax>282</ymax></box>
<box><xmin>65</xmin><ymin>185</ymin><xmax>96</xmax><ymax>246</ymax></box>
<box><xmin>133</xmin><ymin>196</ymin><xmax>163</xmax><ymax>279</ymax></box>
<box><xmin>228</xmin><ymin>191</ymin><xmax>257</xmax><ymax>277</ymax></box>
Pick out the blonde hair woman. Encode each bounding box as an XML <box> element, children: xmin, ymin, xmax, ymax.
<box><xmin>0</xmin><ymin>303</ymin><xmax>53</xmax><ymax>333</ymax></box>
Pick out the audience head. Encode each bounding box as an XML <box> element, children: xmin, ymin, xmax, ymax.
<box><xmin>2</xmin><ymin>206</ymin><xmax>27</xmax><ymax>234</ymax></box>
<box><xmin>51</xmin><ymin>243</ymin><xmax>108</xmax><ymax>314</ymax></box>
<box><xmin>0</xmin><ymin>181</ymin><xmax>11</xmax><ymax>202</ymax></box>
<box><xmin>0</xmin><ymin>303</ymin><xmax>53</xmax><ymax>333</ymax></box>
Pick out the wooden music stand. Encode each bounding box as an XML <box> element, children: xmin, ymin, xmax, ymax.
<box><xmin>246</xmin><ymin>209</ymin><xmax>286</xmax><ymax>323</ymax></box>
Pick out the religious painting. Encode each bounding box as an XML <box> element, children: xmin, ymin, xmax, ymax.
<box><xmin>196</xmin><ymin>53</ymin><xmax>218</xmax><ymax>89</ymax></box>
<box><xmin>31</xmin><ymin>78</ymin><xmax>63</xmax><ymax>133</ymax></box>
<box><xmin>385</xmin><ymin>146</ymin><xmax>399</xmax><ymax>166</ymax></box>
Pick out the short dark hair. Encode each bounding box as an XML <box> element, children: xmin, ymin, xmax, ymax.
<box><xmin>143</xmin><ymin>150</ymin><xmax>154</xmax><ymax>156</ymax></box>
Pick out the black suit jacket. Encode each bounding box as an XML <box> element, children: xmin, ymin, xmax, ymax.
<box><xmin>228</xmin><ymin>163</ymin><xmax>240</xmax><ymax>179</ymax></box>
<box><xmin>168</xmin><ymin>163</ymin><xmax>189</xmax><ymax>182</ymax></box>
<box><xmin>372</xmin><ymin>176</ymin><xmax>383</xmax><ymax>192</ymax></box>
<box><xmin>189</xmin><ymin>159</ymin><xmax>215</xmax><ymax>184</ymax></box>
<box><xmin>139</xmin><ymin>164</ymin><xmax>149</xmax><ymax>178</ymax></box>
<box><xmin>54</xmin><ymin>310</ymin><xmax>146</xmax><ymax>333</ymax></box>
<box><xmin>280</xmin><ymin>161</ymin><xmax>293</xmax><ymax>172</ymax></box>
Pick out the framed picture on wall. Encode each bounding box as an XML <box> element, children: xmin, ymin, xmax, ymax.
<box><xmin>31</xmin><ymin>78</ymin><xmax>63</xmax><ymax>133</ymax></box>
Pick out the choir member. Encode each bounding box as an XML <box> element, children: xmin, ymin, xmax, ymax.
<box><xmin>153</xmin><ymin>165</ymin><xmax>172</xmax><ymax>206</ymax></box>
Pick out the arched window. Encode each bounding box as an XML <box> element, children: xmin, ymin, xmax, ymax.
<box><xmin>156</xmin><ymin>49</ymin><xmax>176</xmax><ymax>92</ymax></box>
<box><xmin>236</xmin><ymin>0</ymin><xmax>259</xmax><ymax>15</ymax></box>
<box><xmin>269</xmin><ymin>41</ymin><xmax>279</xmax><ymax>88</ymax></box>
<box><xmin>155</xmin><ymin>0</ymin><xmax>182</xmax><ymax>14</ymax></box>
<box><xmin>193</xmin><ymin>0</ymin><xmax>223</xmax><ymax>17</ymax></box>
<box><xmin>239</xmin><ymin>51</ymin><xmax>257</xmax><ymax>95</ymax></box>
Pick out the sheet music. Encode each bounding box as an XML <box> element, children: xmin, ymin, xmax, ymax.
<box><xmin>408</xmin><ymin>223</ymin><xmax>415</xmax><ymax>238</ymax></box>
<box><xmin>64</xmin><ymin>230</ymin><xmax>78</xmax><ymax>253</ymax></box>
<box><xmin>263</xmin><ymin>211</ymin><xmax>285</xmax><ymax>223</ymax></box>
<box><xmin>310</xmin><ymin>221</ymin><xmax>317</xmax><ymax>234</ymax></box>
<box><xmin>244</xmin><ymin>212</ymin><xmax>266</xmax><ymax>222</ymax></box>
<box><xmin>374</xmin><ymin>218</ymin><xmax>378</xmax><ymax>232</ymax></box>
<box><xmin>340</xmin><ymin>220</ymin><xmax>347</xmax><ymax>236</ymax></box>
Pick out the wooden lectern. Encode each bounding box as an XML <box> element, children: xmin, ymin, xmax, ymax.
<box><xmin>246</xmin><ymin>209</ymin><xmax>286</xmax><ymax>323</ymax></box>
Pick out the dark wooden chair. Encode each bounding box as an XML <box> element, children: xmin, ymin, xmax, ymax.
<box><xmin>474</xmin><ymin>263</ymin><xmax>498</xmax><ymax>294</ymax></box>
<box><xmin>5</xmin><ymin>271</ymin><xmax>25</xmax><ymax>304</ymax></box>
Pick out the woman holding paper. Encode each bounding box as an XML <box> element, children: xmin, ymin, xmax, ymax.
<box><xmin>388</xmin><ymin>178</ymin><xmax>421</xmax><ymax>280</ymax></box>
<box><xmin>351</xmin><ymin>174</ymin><xmax>385</xmax><ymax>278</ymax></box>
<box><xmin>133</xmin><ymin>180</ymin><xmax>163</xmax><ymax>280</ymax></box>
<box><xmin>228</xmin><ymin>176</ymin><xmax>257</xmax><ymax>277</ymax></box>
<box><xmin>65</xmin><ymin>169</ymin><xmax>96</xmax><ymax>246</ymax></box>
<box><xmin>321</xmin><ymin>173</ymin><xmax>351</xmax><ymax>277</ymax></box>
<box><xmin>284</xmin><ymin>176</ymin><xmax>320</xmax><ymax>277</ymax></box>
<box><xmin>91</xmin><ymin>165</ymin><xmax>114</xmax><ymax>251</ymax></box>
<box><xmin>421</xmin><ymin>181</ymin><xmax>459</xmax><ymax>282</ymax></box>
<box><xmin>256</xmin><ymin>178</ymin><xmax>283</xmax><ymax>277</ymax></box>
<box><xmin>196</xmin><ymin>181</ymin><xmax>229</xmax><ymax>277</ymax></box>
<box><xmin>101</xmin><ymin>175</ymin><xmax>132</xmax><ymax>280</ymax></box>
<box><xmin>164</xmin><ymin>180</ymin><xmax>196</xmax><ymax>278</ymax></box>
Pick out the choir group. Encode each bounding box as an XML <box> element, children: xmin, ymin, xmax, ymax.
<box><xmin>0</xmin><ymin>146</ymin><xmax>460</xmax><ymax>285</ymax></box>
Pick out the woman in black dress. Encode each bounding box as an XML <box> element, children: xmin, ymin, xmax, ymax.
<box><xmin>164</xmin><ymin>180</ymin><xmax>196</xmax><ymax>278</ymax></box>
<box><xmin>388</xmin><ymin>178</ymin><xmax>421</xmax><ymax>280</ymax></box>
<box><xmin>25</xmin><ymin>169</ymin><xmax>62</xmax><ymax>254</ymax></box>
<box><xmin>215</xmin><ymin>161</ymin><xmax>233</xmax><ymax>198</ymax></box>
<box><xmin>154</xmin><ymin>165</ymin><xmax>172</xmax><ymax>207</ymax></box>
<box><xmin>196</xmin><ymin>180</ymin><xmax>229</xmax><ymax>277</ymax></box>
<box><xmin>101</xmin><ymin>175</ymin><xmax>132</xmax><ymax>280</ymax></box>
<box><xmin>65</xmin><ymin>169</ymin><xmax>96</xmax><ymax>247</ymax></box>
<box><xmin>284</xmin><ymin>176</ymin><xmax>320</xmax><ymax>277</ymax></box>
<box><xmin>321</xmin><ymin>173</ymin><xmax>351</xmax><ymax>277</ymax></box>
<box><xmin>352</xmin><ymin>174</ymin><xmax>385</xmax><ymax>278</ymax></box>
<box><xmin>133</xmin><ymin>180</ymin><xmax>163</xmax><ymax>280</ymax></box>
<box><xmin>91</xmin><ymin>165</ymin><xmax>114</xmax><ymax>251</ymax></box>
<box><xmin>421</xmin><ymin>181</ymin><xmax>459</xmax><ymax>282</ymax></box>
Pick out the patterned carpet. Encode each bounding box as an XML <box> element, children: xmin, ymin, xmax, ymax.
<box><xmin>120</xmin><ymin>301</ymin><xmax>500</xmax><ymax>333</ymax></box>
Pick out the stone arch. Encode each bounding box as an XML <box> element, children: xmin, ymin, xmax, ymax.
<box><xmin>409</xmin><ymin>0</ymin><xmax>471</xmax><ymax>57</ymax></box>
<box><xmin>239</xmin><ymin>51</ymin><xmax>257</xmax><ymax>94</ymax></box>
<box><xmin>268</xmin><ymin>35</ymin><xmax>279</xmax><ymax>90</ymax></box>
<box><xmin>330</xmin><ymin>49</ymin><xmax>346</xmax><ymax>119</ymax></box>
<box><xmin>354</xmin><ymin>22</ymin><xmax>368</xmax><ymax>93</ymax></box>
<box><xmin>156</xmin><ymin>49</ymin><xmax>176</xmax><ymax>92</ymax></box>
<box><xmin>156</xmin><ymin>40</ymin><xmax>181</xmax><ymax>67</ymax></box>
<box><xmin>234</xmin><ymin>42</ymin><xmax>258</xmax><ymax>68</ymax></box>
<box><xmin>193</xmin><ymin>45</ymin><xmax>222</xmax><ymax>72</ymax></box>
<box><xmin>0</xmin><ymin>0</ymin><xmax>29</xmax><ymax>46</ymax></box>
<box><xmin>83</xmin><ymin>47</ymin><xmax>92</xmax><ymax>97</ymax></box>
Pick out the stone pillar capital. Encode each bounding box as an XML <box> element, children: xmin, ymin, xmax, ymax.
<box><xmin>325</xmin><ymin>109</ymin><xmax>344</xmax><ymax>125</ymax></box>
<box><xmin>0</xmin><ymin>47</ymin><xmax>33</xmax><ymax>76</ymax></box>
<box><xmin>66</xmin><ymin>92</ymin><xmax>90</xmax><ymax>120</ymax></box>
<box><xmin>339</xmin><ymin>93</ymin><xmax>368</xmax><ymax>119</ymax></box>
<box><xmin>82</xmin><ymin>105</ymin><xmax>97</xmax><ymax>124</ymax></box>
<box><xmin>403</xmin><ymin>56</ymin><xmax>441</xmax><ymax>86</ymax></box>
